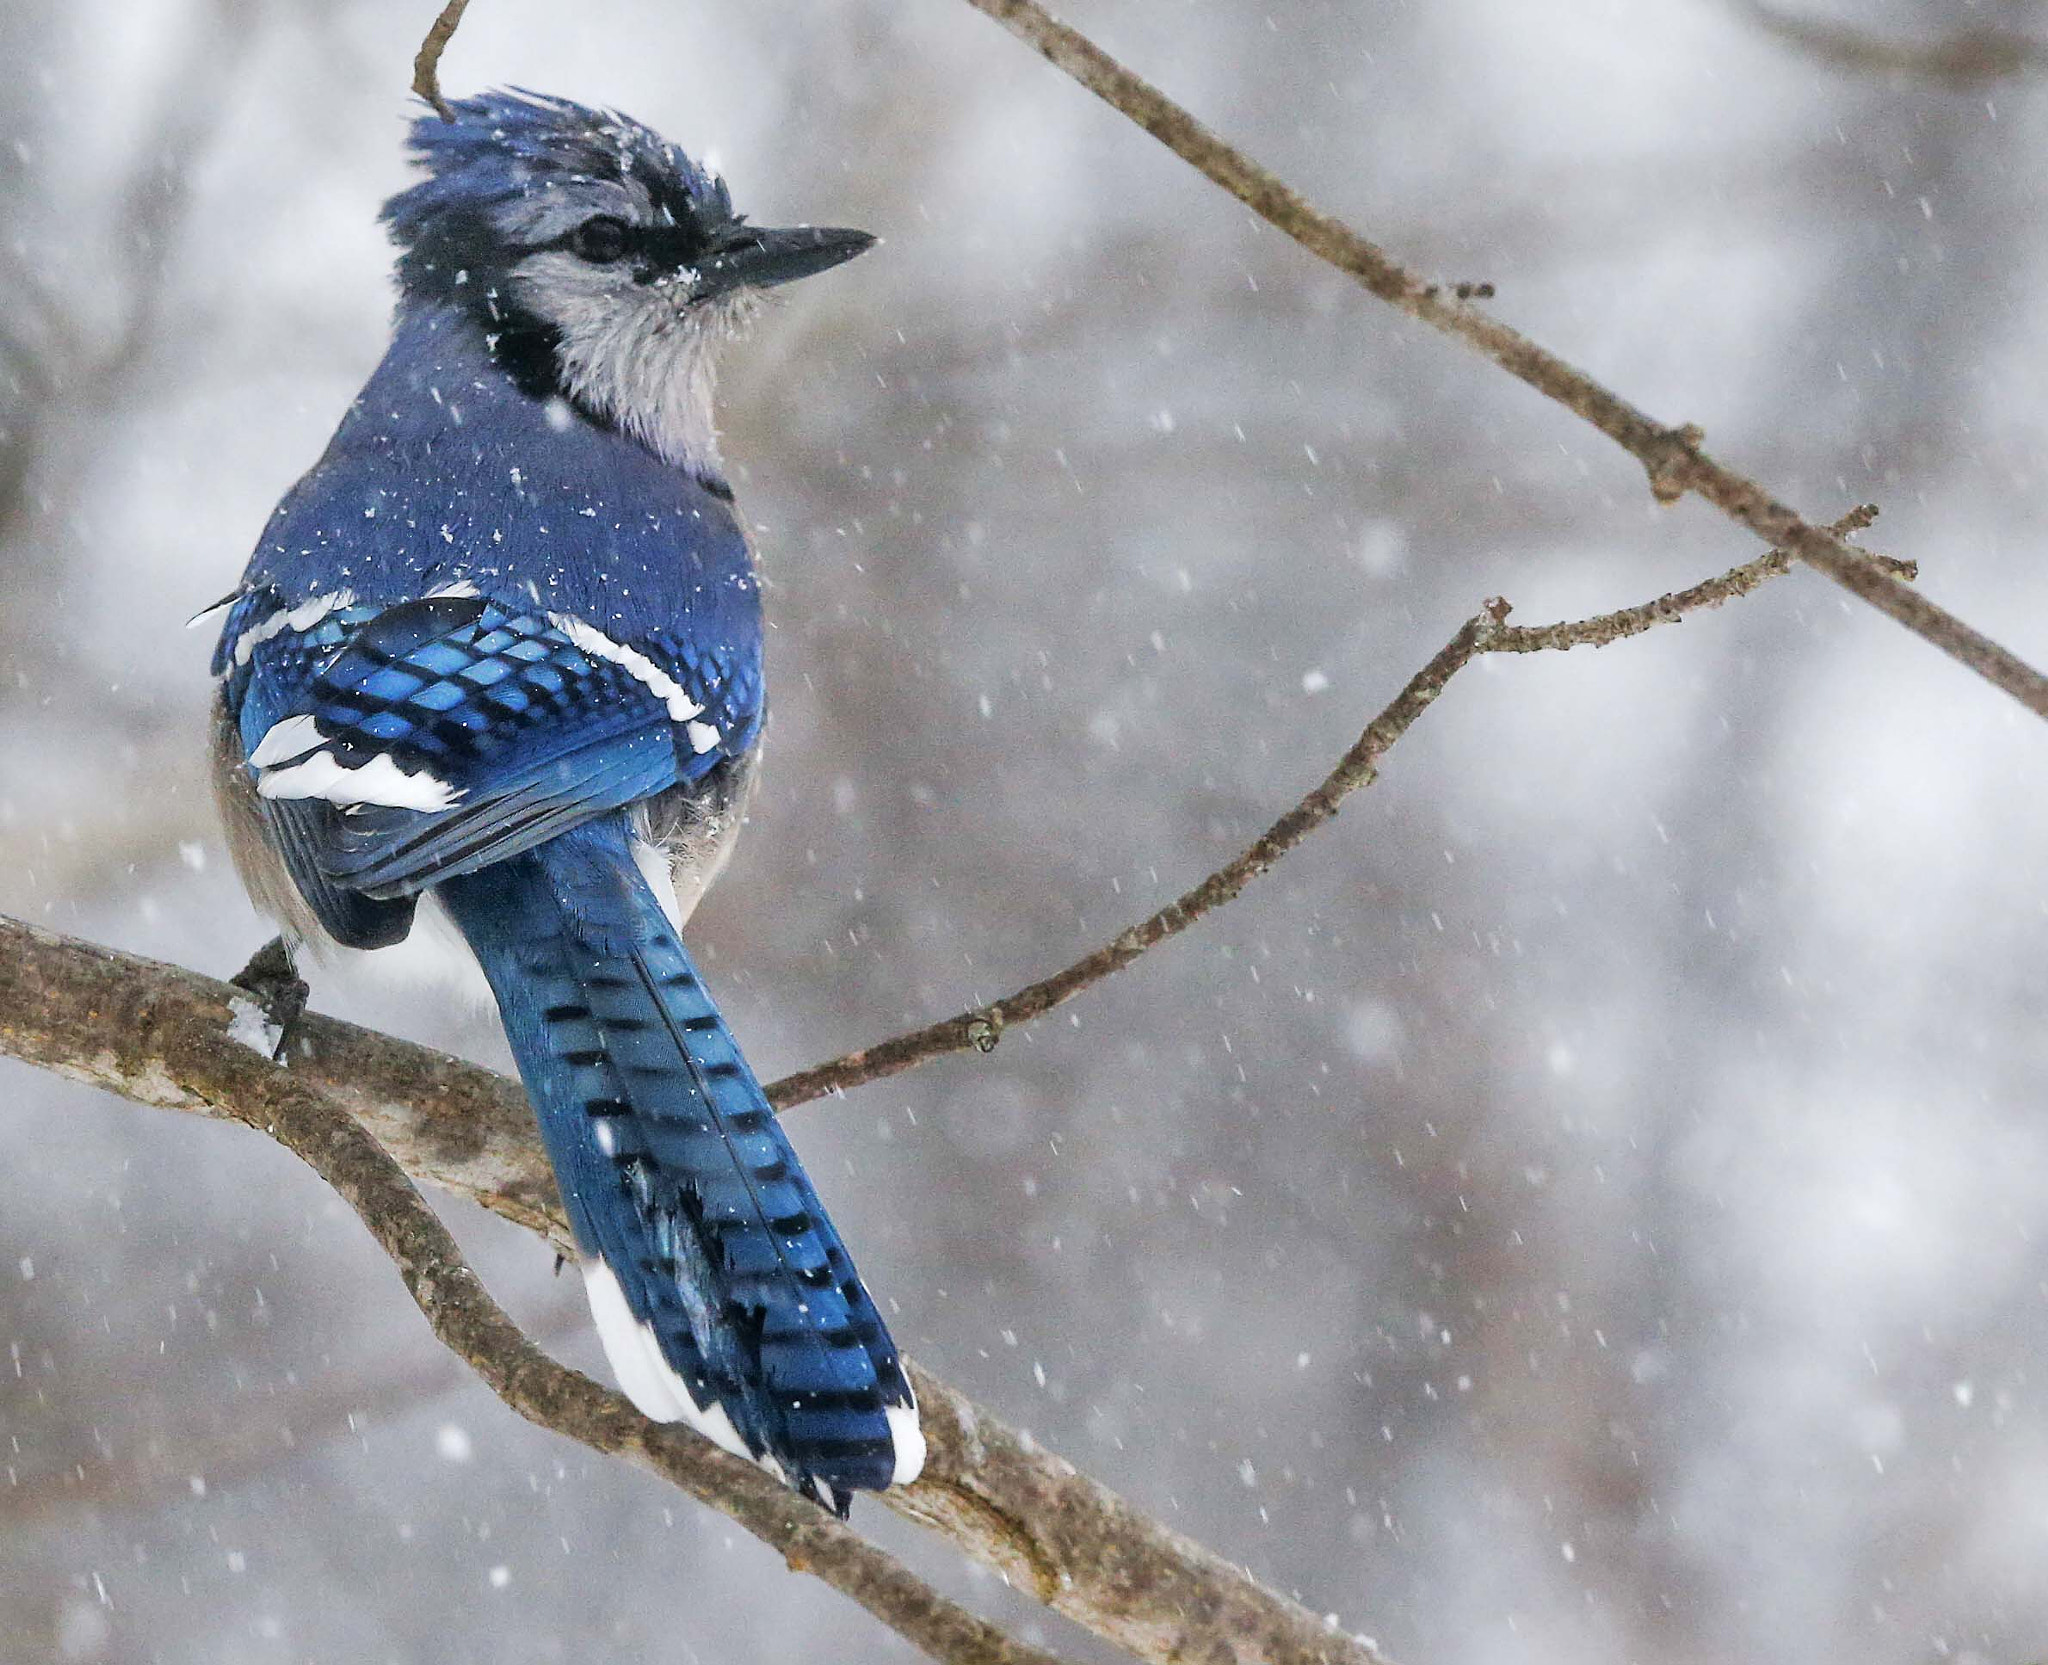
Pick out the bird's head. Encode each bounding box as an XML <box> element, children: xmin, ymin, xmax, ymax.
<box><xmin>381</xmin><ymin>89</ymin><xmax>873</xmax><ymax>471</ymax></box>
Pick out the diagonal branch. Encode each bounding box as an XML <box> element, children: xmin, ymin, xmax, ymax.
<box><xmin>769</xmin><ymin>510</ymin><xmax>1887</xmax><ymax>1106</ymax></box>
<box><xmin>0</xmin><ymin>913</ymin><xmax>1400</xmax><ymax>1665</ymax></box>
<box><xmin>769</xmin><ymin>610</ymin><xmax>1498</xmax><ymax>1107</ymax></box>
<box><xmin>28</xmin><ymin>953</ymin><xmax>1063</xmax><ymax>1665</ymax></box>
<box><xmin>944</xmin><ymin>0</ymin><xmax>2048</xmax><ymax>720</ymax></box>
<box><xmin>398</xmin><ymin>0</ymin><xmax>2048</xmax><ymax>714</ymax></box>
<box><xmin>1727</xmin><ymin>0</ymin><xmax>2048</xmax><ymax>88</ymax></box>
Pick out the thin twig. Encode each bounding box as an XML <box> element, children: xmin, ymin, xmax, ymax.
<box><xmin>412</xmin><ymin>0</ymin><xmax>472</xmax><ymax>119</ymax></box>
<box><xmin>945</xmin><ymin>0</ymin><xmax>2048</xmax><ymax>720</ymax></box>
<box><xmin>1487</xmin><ymin>504</ymin><xmax>1893</xmax><ymax>655</ymax></box>
<box><xmin>768</xmin><ymin>508</ymin><xmax>1892</xmax><ymax>1102</ymax></box>
<box><xmin>0</xmin><ymin>914</ymin><xmax>1401</xmax><ymax>1665</ymax></box>
<box><xmin>1729</xmin><ymin>0</ymin><xmax>2048</xmax><ymax>88</ymax></box>
<box><xmin>768</xmin><ymin>610</ymin><xmax>1498</xmax><ymax>1107</ymax></box>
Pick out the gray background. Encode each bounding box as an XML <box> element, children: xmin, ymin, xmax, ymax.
<box><xmin>6</xmin><ymin>1</ymin><xmax>2048</xmax><ymax>1661</ymax></box>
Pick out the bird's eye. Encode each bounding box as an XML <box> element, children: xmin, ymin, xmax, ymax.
<box><xmin>569</xmin><ymin>216</ymin><xmax>630</xmax><ymax>264</ymax></box>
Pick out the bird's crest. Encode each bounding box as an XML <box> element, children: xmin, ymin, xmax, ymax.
<box><xmin>381</xmin><ymin>88</ymin><xmax>731</xmax><ymax>256</ymax></box>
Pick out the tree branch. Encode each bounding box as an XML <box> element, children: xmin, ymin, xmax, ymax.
<box><xmin>1728</xmin><ymin>0</ymin><xmax>2048</xmax><ymax>88</ymax></box>
<box><xmin>412</xmin><ymin>0</ymin><xmax>472</xmax><ymax>119</ymax></box>
<box><xmin>10</xmin><ymin>935</ymin><xmax>1063</xmax><ymax>1665</ymax></box>
<box><xmin>0</xmin><ymin>913</ymin><xmax>1400</xmax><ymax>1665</ymax></box>
<box><xmin>0</xmin><ymin>519</ymin><xmax>1882</xmax><ymax>1655</ymax></box>
<box><xmin>1486</xmin><ymin>503</ymin><xmax>1892</xmax><ymax>656</ymax></box>
<box><xmin>771</xmin><ymin>509</ymin><xmax>1890</xmax><ymax>1106</ymax></box>
<box><xmin>769</xmin><ymin>610</ymin><xmax>1499</xmax><ymax>1107</ymax></box>
<box><xmin>940</xmin><ymin>0</ymin><xmax>2048</xmax><ymax>720</ymax></box>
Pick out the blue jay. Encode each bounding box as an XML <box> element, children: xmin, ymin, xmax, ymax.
<box><xmin>204</xmin><ymin>90</ymin><xmax>921</xmax><ymax>1513</ymax></box>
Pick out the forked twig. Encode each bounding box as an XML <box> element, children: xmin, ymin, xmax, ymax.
<box><xmin>769</xmin><ymin>509</ymin><xmax>1891</xmax><ymax>1106</ymax></box>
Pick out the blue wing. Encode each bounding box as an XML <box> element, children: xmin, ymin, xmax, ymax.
<box><xmin>215</xmin><ymin>584</ymin><xmax>763</xmax><ymax>928</ymax></box>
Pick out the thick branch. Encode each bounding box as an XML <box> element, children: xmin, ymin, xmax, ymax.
<box><xmin>33</xmin><ymin>954</ymin><xmax>1059</xmax><ymax>1665</ymax></box>
<box><xmin>945</xmin><ymin>0</ymin><xmax>2048</xmax><ymax>719</ymax></box>
<box><xmin>0</xmin><ymin>913</ymin><xmax>1397</xmax><ymax>1665</ymax></box>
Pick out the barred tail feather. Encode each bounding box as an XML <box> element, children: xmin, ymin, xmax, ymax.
<box><xmin>437</xmin><ymin>817</ymin><xmax>920</xmax><ymax>1510</ymax></box>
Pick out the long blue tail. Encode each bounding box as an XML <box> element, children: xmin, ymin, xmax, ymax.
<box><xmin>437</xmin><ymin>816</ymin><xmax>920</xmax><ymax>1512</ymax></box>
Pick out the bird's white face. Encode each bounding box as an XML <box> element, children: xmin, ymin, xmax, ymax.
<box><xmin>387</xmin><ymin>103</ymin><xmax>870</xmax><ymax>476</ymax></box>
<box><xmin>491</xmin><ymin>169</ymin><xmax>757</xmax><ymax>476</ymax></box>
<box><xmin>508</xmin><ymin>232</ymin><xmax>759</xmax><ymax>478</ymax></box>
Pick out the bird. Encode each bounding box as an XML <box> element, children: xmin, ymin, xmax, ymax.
<box><xmin>202</xmin><ymin>89</ymin><xmax>922</xmax><ymax>1515</ymax></box>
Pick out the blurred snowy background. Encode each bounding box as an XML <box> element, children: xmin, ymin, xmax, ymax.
<box><xmin>8</xmin><ymin>0</ymin><xmax>2048</xmax><ymax>1660</ymax></box>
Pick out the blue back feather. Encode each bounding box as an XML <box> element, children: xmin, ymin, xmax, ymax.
<box><xmin>382</xmin><ymin>89</ymin><xmax>732</xmax><ymax>253</ymax></box>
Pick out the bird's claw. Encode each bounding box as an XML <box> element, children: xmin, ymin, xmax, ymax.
<box><xmin>229</xmin><ymin>936</ymin><xmax>310</xmax><ymax>1063</ymax></box>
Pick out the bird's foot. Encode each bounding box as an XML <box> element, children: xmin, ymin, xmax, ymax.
<box><xmin>229</xmin><ymin>936</ymin><xmax>309</xmax><ymax>1063</ymax></box>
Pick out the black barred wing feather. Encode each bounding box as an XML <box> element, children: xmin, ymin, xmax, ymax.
<box><xmin>216</xmin><ymin>587</ymin><xmax>762</xmax><ymax>919</ymax></box>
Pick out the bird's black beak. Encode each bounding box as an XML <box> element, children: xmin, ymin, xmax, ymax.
<box><xmin>695</xmin><ymin>223</ymin><xmax>876</xmax><ymax>297</ymax></box>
